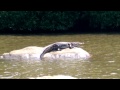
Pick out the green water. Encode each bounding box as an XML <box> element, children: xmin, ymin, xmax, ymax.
<box><xmin>0</xmin><ymin>34</ymin><xmax>120</xmax><ymax>79</ymax></box>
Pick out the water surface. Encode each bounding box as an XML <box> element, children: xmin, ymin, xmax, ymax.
<box><xmin>0</xmin><ymin>34</ymin><xmax>120</xmax><ymax>79</ymax></box>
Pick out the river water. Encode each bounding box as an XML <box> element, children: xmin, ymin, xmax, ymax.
<box><xmin>0</xmin><ymin>34</ymin><xmax>120</xmax><ymax>79</ymax></box>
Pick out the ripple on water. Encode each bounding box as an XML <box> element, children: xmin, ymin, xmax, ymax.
<box><xmin>110</xmin><ymin>73</ymin><xmax>117</xmax><ymax>75</ymax></box>
<box><xmin>108</xmin><ymin>61</ymin><xmax>115</xmax><ymax>63</ymax></box>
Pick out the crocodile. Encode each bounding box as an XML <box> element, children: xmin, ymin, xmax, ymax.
<box><xmin>40</xmin><ymin>42</ymin><xmax>83</xmax><ymax>60</ymax></box>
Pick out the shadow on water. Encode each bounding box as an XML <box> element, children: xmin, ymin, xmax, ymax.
<box><xmin>1</xmin><ymin>30</ymin><xmax>120</xmax><ymax>36</ymax></box>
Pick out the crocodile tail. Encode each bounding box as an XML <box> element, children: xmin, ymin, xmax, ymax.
<box><xmin>40</xmin><ymin>44</ymin><xmax>58</xmax><ymax>60</ymax></box>
<box><xmin>40</xmin><ymin>53</ymin><xmax>44</xmax><ymax>60</ymax></box>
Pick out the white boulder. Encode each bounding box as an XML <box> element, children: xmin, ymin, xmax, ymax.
<box><xmin>0</xmin><ymin>46</ymin><xmax>91</xmax><ymax>60</ymax></box>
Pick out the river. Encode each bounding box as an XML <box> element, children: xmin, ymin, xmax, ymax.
<box><xmin>0</xmin><ymin>34</ymin><xmax>120</xmax><ymax>79</ymax></box>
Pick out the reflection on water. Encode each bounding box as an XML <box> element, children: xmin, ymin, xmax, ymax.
<box><xmin>0</xmin><ymin>34</ymin><xmax>120</xmax><ymax>79</ymax></box>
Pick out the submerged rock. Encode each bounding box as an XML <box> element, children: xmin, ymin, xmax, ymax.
<box><xmin>28</xmin><ymin>75</ymin><xmax>77</xmax><ymax>79</ymax></box>
<box><xmin>0</xmin><ymin>46</ymin><xmax>91</xmax><ymax>60</ymax></box>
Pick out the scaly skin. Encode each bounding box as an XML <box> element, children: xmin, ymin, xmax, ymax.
<box><xmin>40</xmin><ymin>42</ymin><xmax>82</xmax><ymax>60</ymax></box>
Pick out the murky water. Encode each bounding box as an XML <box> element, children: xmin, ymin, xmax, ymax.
<box><xmin>0</xmin><ymin>34</ymin><xmax>120</xmax><ymax>79</ymax></box>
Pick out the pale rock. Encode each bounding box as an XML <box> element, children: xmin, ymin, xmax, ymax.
<box><xmin>29</xmin><ymin>75</ymin><xmax>77</xmax><ymax>79</ymax></box>
<box><xmin>0</xmin><ymin>46</ymin><xmax>91</xmax><ymax>60</ymax></box>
